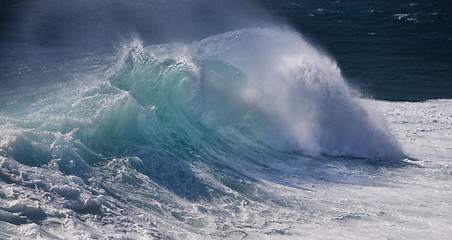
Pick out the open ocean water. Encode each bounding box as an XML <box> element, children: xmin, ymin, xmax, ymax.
<box><xmin>0</xmin><ymin>0</ymin><xmax>451</xmax><ymax>239</ymax></box>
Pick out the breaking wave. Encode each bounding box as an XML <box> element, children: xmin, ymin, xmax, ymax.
<box><xmin>1</xmin><ymin>28</ymin><xmax>404</xmax><ymax>178</ymax></box>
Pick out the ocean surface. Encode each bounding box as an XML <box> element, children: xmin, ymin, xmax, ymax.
<box><xmin>0</xmin><ymin>0</ymin><xmax>451</xmax><ymax>239</ymax></box>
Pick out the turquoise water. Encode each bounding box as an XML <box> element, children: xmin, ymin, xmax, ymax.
<box><xmin>0</xmin><ymin>1</ymin><xmax>451</xmax><ymax>239</ymax></box>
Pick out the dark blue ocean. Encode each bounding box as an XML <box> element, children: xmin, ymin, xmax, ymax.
<box><xmin>260</xmin><ymin>0</ymin><xmax>452</xmax><ymax>101</ymax></box>
<box><xmin>0</xmin><ymin>1</ymin><xmax>451</xmax><ymax>239</ymax></box>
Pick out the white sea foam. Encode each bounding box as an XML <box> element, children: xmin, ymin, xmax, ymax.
<box><xmin>0</xmin><ymin>99</ymin><xmax>451</xmax><ymax>239</ymax></box>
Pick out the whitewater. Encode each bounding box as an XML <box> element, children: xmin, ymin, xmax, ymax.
<box><xmin>1</xmin><ymin>1</ymin><xmax>451</xmax><ymax>239</ymax></box>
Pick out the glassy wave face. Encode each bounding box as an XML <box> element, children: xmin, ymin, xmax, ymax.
<box><xmin>0</xmin><ymin>1</ymin><xmax>450</xmax><ymax>239</ymax></box>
